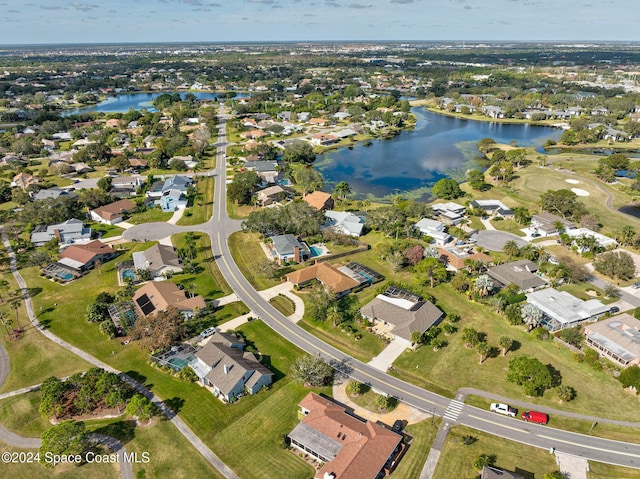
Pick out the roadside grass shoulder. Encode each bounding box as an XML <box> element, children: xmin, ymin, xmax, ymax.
<box><xmin>269</xmin><ymin>294</ymin><xmax>295</xmax><ymax>316</ymax></box>
<box><xmin>433</xmin><ymin>425</ymin><xmax>557</xmax><ymax>478</ymax></box>
<box><xmin>172</xmin><ymin>232</ymin><xmax>231</xmax><ymax>299</ymax></box>
<box><xmin>589</xmin><ymin>462</ymin><xmax>640</xmax><ymax>478</ymax></box>
<box><xmin>126</xmin><ymin>208</ymin><xmax>173</xmax><ymax>225</ymax></box>
<box><xmin>228</xmin><ymin>231</ymin><xmax>280</xmax><ymax>290</ymax></box>
<box><xmin>177</xmin><ymin>177</ymin><xmax>214</xmax><ymax>226</ymax></box>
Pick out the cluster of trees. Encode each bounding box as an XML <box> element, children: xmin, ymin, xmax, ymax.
<box><xmin>228</xmin><ymin>170</ymin><xmax>261</xmax><ymax>205</ymax></box>
<box><xmin>594</xmin><ymin>153</ymin><xmax>632</xmax><ymax>182</ymax></box>
<box><xmin>39</xmin><ymin>369</ymin><xmax>133</xmax><ymax>419</ymax></box>
<box><xmin>366</xmin><ymin>200</ymin><xmax>433</xmax><ymax>239</ymax></box>
<box><xmin>130</xmin><ymin>306</ymin><xmax>188</xmax><ymax>352</ymax></box>
<box><xmin>507</xmin><ymin>355</ymin><xmax>562</xmax><ymax>397</ymax></box>
<box><xmin>538</xmin><ymin>189</ymin><xmax>588</xmax><ymax>221</ymax></box>
<box><xmin>242</xmin><ymin>200</ymin><xmax>325</xmax><ymax>237</ymax></box>
<box><xmin>431</xmin><ymin>178</ymin><xmax>463</xmax><ymax>200</ymax></box>
<box><xmin>593</xmin><ymin>250</ymin><xmax>636</xmax><ymax>280</ymax></box>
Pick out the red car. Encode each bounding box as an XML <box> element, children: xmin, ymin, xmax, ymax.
<box><xmin>521</xmin><ymin>410</ymin><xmax>548</xmax><ymax>425</ymax></box>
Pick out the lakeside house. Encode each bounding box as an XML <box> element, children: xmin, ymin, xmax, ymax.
<box><xmin>469</xmin><ymin>199</ymin><xmax>514</xmax><ymax>219</ymax></box>
<box><xmin>324</xmin><ymin>210</ymin><xmax>365</xmax><ymax>237</ymax></box>
<box><xmin>303</xmin><ymin>191</ymin><xmax>334</xmax><ymax>211</ymax></box>
<box><xmin>414</xmin><ymin>218</ymin><xmax>451</xmax><ymax>246</ymax></box>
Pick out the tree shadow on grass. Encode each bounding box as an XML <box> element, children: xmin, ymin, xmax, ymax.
<box><xmin>123</xmin><ymin>371</ymin><xmax>150</xmax><ymax>389</ymax></box>
<box><xmin>93</xmin><ymin>420</ymin><xmax>137</xmax><ymax>444</ymax></box>
<box><xmin>258</xmin><ymin>354</ymin><xmax>285</xmax><ymax>383</ymax></box>
<box><xmin>27</xmin><ymin>287</ymin><xmax>42</xmax><ymax>297</ymax></box>
<box><xmin>163</xmin><ymin>397</ymin><xmax>185</xmax><ymax>416</ymax></box>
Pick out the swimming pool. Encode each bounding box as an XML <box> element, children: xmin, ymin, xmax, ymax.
<box><xmin>122</xmin><ymin>269</ymin><xmax>136</xmax><ymax>281</ymax></box>
<box><xmin>168</xmin><ymin>356</ymin><xmax>193</xmax><ymax>370</ymax></box>
<box><xmin>310</xmin><ymin>246</ymin><xmax>324</xmax><ymax>257</ymax></box>
<box><xmin>57</xmin><ymin>272</ymin><xmax>74</xmax><ymax>281</ymax></box>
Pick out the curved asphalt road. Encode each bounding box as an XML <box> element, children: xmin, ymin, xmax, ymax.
<box><xmin>206</xmin><ymin>105</ymin><xmax>640</xmax><ymax>469</ymax></box>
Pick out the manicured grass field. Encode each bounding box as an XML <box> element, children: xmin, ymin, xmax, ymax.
<box><xmin>490</xmin><ymin>219</ymin><xmax>526</xmax><ymax>236</ymax></box>
<box><xmin>226</xmin><ymin>199</ymin><xmax>259</xmax><ymax>220</ymax></box>
<box><xmin>90</xmin><ymin>222</ymin><xmax>124</xmax><ymax>239</ymax></box>
<box><xmin>391</xmin><ymin>283</ymin><xmax>640</xmax><ymax>420</ymax></box>
<box><xmin>433</xmin><ymin>425</ymin><xmax>558</xmax><ymax>478</ymax></box>
<box><xmin>228</xmin><ymin>231</ymin><xmax>280</xmax><ymax>290</ymax></box>
<box><xmin>349</xmin><ymin>386</ymin><xmax>398</xmax><ymax>414</ymax></box>
<box><xmin>589</xmin><ymin>462</ymin><xmax>640</xmax><ymax>478</ymax></box>
<box><xmin>0</xmin><ymin>443</ymin><xmax>119</xmax><ymax>478</ymax></box>
<box><xmin>0</xmin><ymin>391</ymin><xmax>52</xmax><ymax>437</ymax></box>
<box><xmin>269</xmin><ymin>294</ymin><xmax>295</xmax><ymax>316</ymax></box>
<box><xmin>389</xmin><ymin>420</ymin><xmax>437</xmax><ymax>478</ymax></box>
<box><xmin>172</xmin><ymin>232</ymin><xmax>231</xmax><ymax>299</ymax></box>
<box><xmin>127</xmin><ymin>208</ymin><xmax>174</xmax><ymax>225</ymax></box>
<box><xmin>177</xmin><ymin>177</ymin><xmax>214</xmax><ymax>226</ymax></box>
<box><xmin>557</xmin><ymin>283</ymin><xmax>616</xmax><ymax>304</ymax></box>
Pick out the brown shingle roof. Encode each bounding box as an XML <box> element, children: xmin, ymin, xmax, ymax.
<box><xmin>437</xmin><ymin>247</ymin><xmax>492</xmax><ymax>270</ymax></box>
<box><xmin>303</xmin><ymin>191</ymin><xmax>334</xmax><ymax>211</ymax></box>
<box><xmin>294</xmin><ymin>393</ymin><xmax>402</xmax><ymax>479</ymax></box>
<box><xmin>132</xmin><ymin>281</ymin><xmax>206</xmax><ymax>317</ymax></box>
<box><xmin>59</xmin><ymin>240</ymin><xmax>115</xmax><ymax>266</ymax></box>
<box><xmin>91</xmin><ymin>199</ymin><xmax>136</xmax><ymax>222</ymax></box>
<box><xmin>286</xmin><ymin>262</ymin><xmax>360</xmax><ymax>295</ymax></box>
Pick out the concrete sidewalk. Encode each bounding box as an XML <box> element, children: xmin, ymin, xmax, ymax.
<box><xmin>167</xmin><ymin>208</ymin><xmax>185</xmax><ymax>225</ymax></box>
<box><xmin>367</xmin><ymin>337</ymin><xmax>411</xmax><ymax>372</ymax></box>
<box><xmin>556</xmin><ymin>452</ymin><xmax>589</xmax><ymax>479</ymax></box>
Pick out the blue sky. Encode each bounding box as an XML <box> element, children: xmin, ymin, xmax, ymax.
<box><xmin>0</xmin><ymin>0</ymin><xmax>638</xmax><ymax>45</ymax></box>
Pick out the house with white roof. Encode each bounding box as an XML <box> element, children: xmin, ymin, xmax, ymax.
<box><xmin>564</xmin><ymin>227</ymin><xmax>618</xmax><ymax>252</ymax></box>
<box><xmin>526</xmin><ymin>288</ymin><xmax>609</xmax><ymax>331</ymax></box>
<box><xmin>414</xmin><ymin>218</ymin><xmax>451</xmax><ymax>246</ymax></box>
<box><xmin>431</xmin><ymin>202</ymin><xmax>466</xmax><ymax>226</ymax></box>
<box><xmin>324</xmin><ymin>210</ymin><xmax>365</xmax><ymax>237</ymax></box>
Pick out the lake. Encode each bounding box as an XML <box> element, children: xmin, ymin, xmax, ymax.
<box><xmin>316</xmin><ymin>108</ymin><xmax>563</xmax><ymax>201</ymax></box>
<box><xmin>65</xmin><ymin>91</ymin><xmax>225</xmax><ymax>115</ymax></box>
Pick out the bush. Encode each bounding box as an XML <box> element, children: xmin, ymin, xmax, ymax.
<box><xmin>346</xmin><ymin>381</ymin><xmax>364</xmax><ymax>397</ymax></box>
<box><xmin>619</xmin><ymin>365</ymin><xmax>640</xmax><ymax>390</ymax></box>
<box><xmin>473</xmin><ymin>454</ymin><xmax>496</xmax><ymax>471</ymax></box>
<box><xmin>530</xmin><ymin>327</ymin><xmax>549</xmax><ymax>341</ymax></box>
<box><xmin>556</xmin><ymin>385</ymin><xmax>576</xmax><ymax>402</ymax></box>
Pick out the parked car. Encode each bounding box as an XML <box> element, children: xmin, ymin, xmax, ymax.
<box><xmin>521</xmin><ymin>410</ymin><xmax>549</xmax><ymax>425</ymax></box>
<box><xmin>632</xmin><ymin>281</ymin><xmax>640</xmax><ymax>289</ymax></box>
<box><xmin>609</xmin><ymin>306</ymin><xmax>620</xmax><ymax>314</ymax></box>
<box><xmin>490</xmin><ymin>403</ymin><xmax>517</xmax><ymax>417</ymax></box>
<box><xmin>199</xmin><ymin>327</ymin><xmax>216</xmax><ymax>339</ymax></box>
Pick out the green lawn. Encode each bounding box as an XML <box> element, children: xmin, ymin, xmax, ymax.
<box><xmin>589</xmin><ymin>462</ymin><xmax>640</xmax><ymax>479</ymax></box>
<box><xmin>269</xmin><ymin>294</ymin><xmax>296</xmax><ymax>316</ymax></box>
<box><xmin>391</xmin><ymin>283</ymin><xmax>640</xmax><ymax>420</ymax></box>
<box><xmin>490</xmin><ymin>219</ymin><xmax>526</xmax><ymax>237</ymax></box>
<box><xmin>467</xmin><ymin>215</ymin><xmax>485</xmax><ymax>231</ymax></box>
<box><xmin>127</xmin><ymin>208</ymin><xmax>174</xmax><ymax>225</ymax></box>
<box><xmin>557</xmin><ymin>283</ymin><xmax>617</xmax><ymax>304</ymax></box>
<box><xmin>226</xmin><ymin>199</ymin><xmax>259</xmax><ymax>220</ymax></box>
<box><xmin>91</xmin><ymin>222</ymin><xmax>125</xmax><ymax>239</ymax></box>
<box><xmin>389</xmin><ymin>420</ymin><xmax>437</xmax><ymax>478</ymax></box>
<box><xmin>177</xmin><ymin>177</ymin><xmax>214</xmax><ymax>226</ymax></box>
<box><xmin>349</xmin><ymin>386</ymin><xmax>398</xmax><ymax>414</ymax></box>
<box><xmin>228</xmin><ymin>231</ymin><xmax>280</xmax><ymax>290</ymax></box>
<box><xmin>433</xmin><ymin>425</ymin><xmax>558</xmax><ymax>478</ymax></box>
<box><xmin>172</xmin><ymin>233</ymin><xmax>231</xmax><ymax>299</ymax></box>
<box><xmin>0</xmin><ymin>391</ymin><xmax>51</xmax><ymax>437</ymax></box>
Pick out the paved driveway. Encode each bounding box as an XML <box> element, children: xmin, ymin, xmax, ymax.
<box><xmin>476</xmin><ymin>230</ymin><xmax>528</xmax><ymax>252</ymax></box>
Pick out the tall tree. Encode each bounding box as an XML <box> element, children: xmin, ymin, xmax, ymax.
<box><xmin>415</xmin><ymin>257</ymin><xmax>447</xmax><ymax>288</ymax></box>
<box><xmin>289</xmin><ymin>354</ymin><xmax>333</xmax><ymax>387</ymax></box>
<box><xmin>432</xmin><ymin>178</ymin><xmax>463</xmax><ymax>199</ymax></box>
<box><xmin>499</xmin><ymin>336</ymin><xmax>514</xmax><ymax>356</ymax></box>
<box><xmin>39</xmin><ymin>420</ymin><xmax>89</xmax><ymax>464</ymax></box>
<box><xmin>507</xmin><ymin>356</ymin><xmax>555</xmax><ymax>397</ymax></box>
<box><xmin>294</xmin><ymin>167</ymin><xmax>323</xmax><ymax>196</ymax></box>
<box><xmin>474</xmin><ymin>274</ymin><xmax>494</xmax><ymax>297</ymax></box>
<box><xmin>502</xmin><ymin>239</ymin><xmax>520</xmax><ymax>258</ymax></box>
<box><xmin>521</xmin><ymin>303</ymin><xmax>543</xmax><ymax>330</ymax></box>
<box><xmin>333</xmin><ymin>181</ymin><xmax>352</xmax><ymax>200</ymax></box>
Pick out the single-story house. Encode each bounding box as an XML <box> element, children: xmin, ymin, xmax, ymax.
<box><xmin>90</xmin><ymin>199</ymin><xmax>136</xmax><ymax>225</ymax></box>
<box><xmin>132</xmin><ymin>281</ymin><xmax>206</xmax><ymax>319</ymax></box>
<box><xmin>530</xmin><ymin>212</ymin><xmax>575</xmax><ymax>236</ymax></box>
<box><xmin>310</xmin><ymin>133</ymin><xmax>338</xmax><ymax>146</ymax></box>
<box><xmin>12</xmin><ymin>172</ymin><xmax>40</xmax><ymax>190</ymax></box>
<box><xmin>431</xmin><ymin>202</ymin><xmax>466</xmax><ymax>225</ymax></box>
<box><xmin>487</xmin><ymin>259</ymin><xmax>547</xmax><ymax>291</ymax></box>
<box><xmin>526</xmin><ymin>288</ymin><xmax>609</xmax><ymax>331</ymax></box>
<box><xmin>288</xmin><ymin>393</ymin><xmax>403</xmax><ymax>479</ymax></box>
<box><xmin>469</xmin><ymin>199</ymin><xmax>514</xmax><ymax>219</ymax></box>
<box><xmin>437</xmin><ymin>247</ymin><xmax>492</xmax><ymax>271</ymax></box>
<box><xmin>57</xmin><ymin>240</ymin><xmax>117</xmax><ymax>272</ymax></box>
<box><xmin>132</xmin><ymin>244</ymin><xmax>183</xmax><ymax>278</ymax></box>
<box><xmin>303</xmin><ymin>191</ymin><xmax>334</xmax><ymax>211</ymax></box>
<box><xmin>189</xmin><ymin>332</ymin><xmax>273</xmax><ymax>402</ymax></box>
<box><xmin>286</xmin><ymin>262</ymin><xmax>361</xmax><ymax>297</ymax></box>
<box><xmin>324</xmin><ymin>210</ymin><xmax>365</xmax><ymax>237</ymax></box>
<box><xmin>110</xmin><ymin>176</ymin><xmax>144</xmax><ymax>196</ymax></box>
<box><xmin>360</xmin><ymin>291</ymin><xmax>444</xmax><ymax>342</ymax></box>
<box><xmin>269</xmin><ymin>234</ymin><xmax>311</xmax><ymax>264</ymax></box>
<box><xmin>414</xmin><ymin>218</ymin><xmax>451</xmax><ymax>246</ymax></box>
<box><xmin>584</xmin><ymin>314</ymin><xmax>640</xmax><ymax>368</ymax></box>
<box><xmin>31</xmin><ymin>219</ymin><xmax>92</xmax><ymax>247</ymax></box>
<box><xmin>564</xmin><ymin>227</ymin><xmax>618</xmax><ymax>251</ymax></box>
<box><xmin>33</xmin><ymin>187</ymin><xmax>78</xmax><ymax>201</ymax></box>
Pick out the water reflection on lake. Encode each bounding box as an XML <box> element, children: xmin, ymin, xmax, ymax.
<box><xmin>316</xmin><ymin>108</ymin><xmax>563</xmax><ymax>201</ymax></box>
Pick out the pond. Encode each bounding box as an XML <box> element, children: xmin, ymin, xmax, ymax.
<box><xmin>64</xmin><ymin>91</ymin><xmax>246</xmax><ymax>115</ymax></box>
<box><xmin>316</xmin><ymin>108</ymin><xmax>563</xmax><ymax>201</ymax></box>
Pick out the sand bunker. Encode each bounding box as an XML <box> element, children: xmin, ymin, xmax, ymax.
<box><xmin>571</xmin><ymin>188</ymin><xmax>590</xmax><ymax>196</ymax></box>
<box><xmin>565</xmin><ymin>179</ymin><xmax>580</xmax><ymax>184</ymax></box>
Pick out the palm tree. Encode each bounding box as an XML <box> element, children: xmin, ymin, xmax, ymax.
<box><xmin>476</xmin><ymin>342</ymin><xmax>490</xmax><ymax>364</ymax></box>
<box><xmin>333</xmin><ymin>181</ymin><xmax>352</xmax><ymax>200</ymax></box>
<box><xmin>498</xmin><ymin>336</ymin><xmax>514</xmax><ymax>356</ymax></box>
<box><xmin>327</xmin><ymin>304</ymin><xmax>343</xmax><ymax>327</ymax></box>
<box><xmin>0</xmin><ymin>280</ymin><xmax>9</xmax><ymax>303</ymax></box>
<box><xmin>521</xmin><ymin>303</ymin><xmax>543</xmax><ymax>330</ymax></box>
<box><xmin>0</xmin><ymin>311</ymin><xmax>9</xmax><ymax>335</ymax></box>
<box><xmin>9</xmin><ymin>298</ymin><xmax>21</xmax><ymax>330</ymax></box>
<box><xmin>503</xmin><ymin>239</ymin><xmax>520</xmax><ymax>259</ymax></box>
<box><xmin>474</xmin><ymin>275</ymin><xmax>494</xmax><ymax>297</ymax></box>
